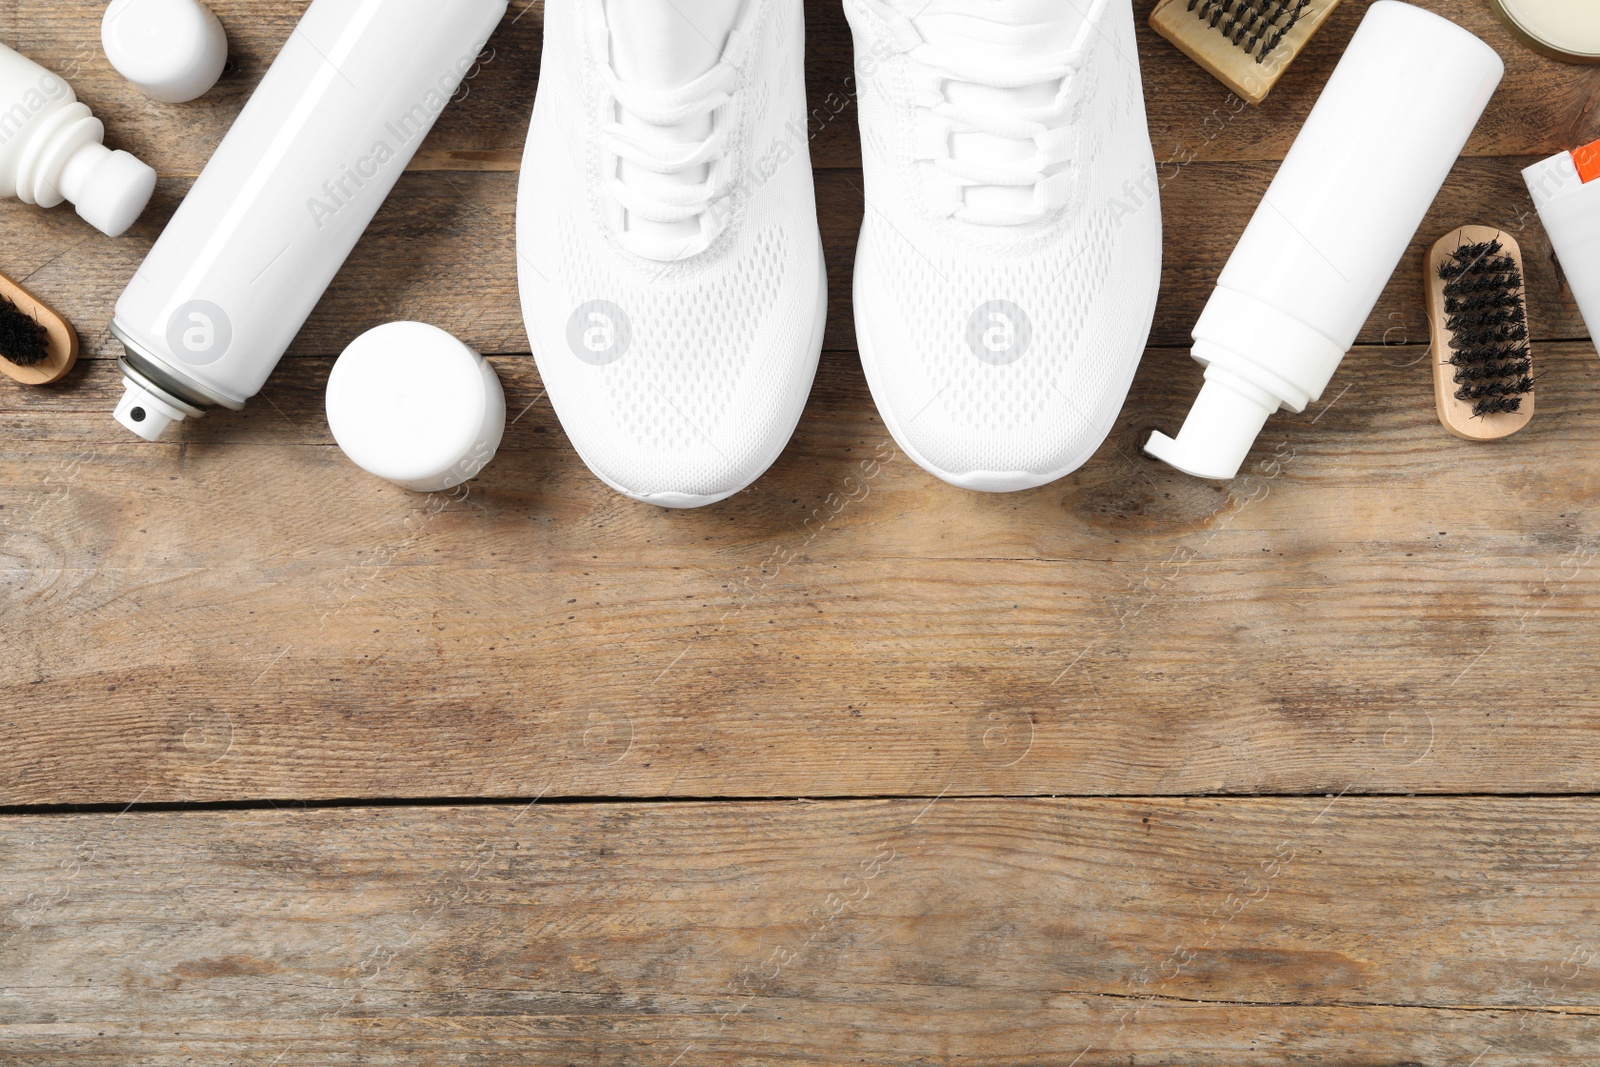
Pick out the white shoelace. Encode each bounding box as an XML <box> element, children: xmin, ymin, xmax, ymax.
<box><xmin>864</xmin><ymin>0</ymin><xmax>1091</xmax><ymax>226</ymax></box>
<box><xmin>598</xmin><ymin>41</ymin><xmax>742</xmax><ymax>261</ymax></box>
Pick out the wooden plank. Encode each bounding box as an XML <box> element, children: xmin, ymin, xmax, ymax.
<box><xmin>6</xmin><ymin>0</ymin><xmax>1595</xmax><ymax>177</ymax></box>
<box><xmin>5</xmin><ymin>341</ymin><xmax>1600</xmax><ymax>804</ymax></box>
<box><xmin>1</xmin><ymin>0</ymin><xmax>1596</xmax><ymax>806</ymax></box>
<box><xmin>0</xmin><ymin>155</ymin><xmax>1590</xmax><ymax>372</ymax></box>
<box><xmin>3</xmin><ymin>798</ymin><xmax>1599</xmax><ymax>1063</ymax></box>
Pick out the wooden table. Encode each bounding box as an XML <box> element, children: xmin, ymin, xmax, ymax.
<box><xmin>4</xmin><ymin>0</ymin><xmax>1599</xmax><ymax>1062</ymax></box>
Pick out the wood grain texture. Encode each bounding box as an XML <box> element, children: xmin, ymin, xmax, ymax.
<box><xmin>9</xmin><ymin>1</ymin><xmax>1598</xmax><ymax>174</ymax></box>
<box><xmin>5</xmin><ymin>342</ymin><xmax>1600</xmax><ymax>804</ymax></box>
<box><xmin>0</xmin><ymin>0</ymin><xmax>1595</xmax><ymax>810</ymax></box>
<box><xmin>4</xmin><ymin>798</ymin><xmax>1600</xmax><ymax>1064</ymax></box>
<box><xmin>4</xmin><ymin>1</ymin><xmax>1599</xmax><ymax>1060</ymax></box>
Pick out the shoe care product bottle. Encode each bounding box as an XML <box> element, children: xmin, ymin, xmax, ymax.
<box><xmin>109</xmin><ymin>0</ymin><xmax>507</xmax><ymax>441</ymax></box>
<box><xmin>1523</xmin><ymin>139</ymin><xmax>1600</xmax><ymax>348</ymax></box>
<box><xmin>326</xmin><ymin>322</ymin><xmax>505</xmax><ymax>492</ymax></box>
<box><xmin>0</xmin><ymin>40</ymin><xmax>157</xmax><ymax>236</ymax></box>
<box><xmin>1145</xmin><ymin>0</ymin><xmax>1503</xmax><ymax>480</ymax></box>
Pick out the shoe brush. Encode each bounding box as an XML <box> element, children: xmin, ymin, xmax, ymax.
<box><xmin>1149</xmin><ymin>0</ymin><xmax>1344</xmax><ymax>105</ymax></box>
<box><xmin>1426</xmin><ymin>226</ymin><xmax>1534</xmax><ymax>441</ymax></box>
<box><xmin>0</xmin><ymin>271</ymin><xmax>77</xmax><ymax>385</ymax></box>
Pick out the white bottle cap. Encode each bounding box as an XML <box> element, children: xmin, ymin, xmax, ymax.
<box><xmin>102</xmin><ymin>0</ymin><xmax>229</xmax><ymax>104</ymax></box>
<box><xmin>57</xmin><ymin>143</ymin><xmax>158</xmax><ymax>236</ymax></box>
<box><xmin>326</xmin><ymin>322</ymin><xmax>506</xmax><ymax>493</ymax></box>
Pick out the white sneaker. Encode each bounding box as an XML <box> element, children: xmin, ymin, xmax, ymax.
<box><xmin>844</xmin><ymin>0</ymin><xmax>1161</xmax><ymax>492</ymax></box>
<box><xmin>517</xmin><ymin>0</ymin><xmax>827</xmax><ymax>508</ymax></box>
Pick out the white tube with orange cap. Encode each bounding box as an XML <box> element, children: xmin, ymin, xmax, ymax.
<box><xmin>1523</xmin><ymin>140</ymin><xmax>1600</xmax><ymax>350</ymax></box>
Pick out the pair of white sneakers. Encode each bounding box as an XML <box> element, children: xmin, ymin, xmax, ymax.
<box><xmin>517</xmin><ymin>0</ymin><xmax>1161</xmax><ymax>508</ymax></box>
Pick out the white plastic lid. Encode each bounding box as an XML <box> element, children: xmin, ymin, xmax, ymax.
<box><xmin>326</xmin><ymin>322</ymin><xmax>506</xmax><ymax>492</ymax></box>
<box><xmin>103</xmin><ymin>0</ymin><xmax>229</xmax><ymax>104</ymax></box>
<box><xmin>61</xmin><ymin>144</ymin><xmax>157</xmax><ymax>236</ymax></box>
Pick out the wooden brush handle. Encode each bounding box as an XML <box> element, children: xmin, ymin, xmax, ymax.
<box><xmin>0</xmin><ymin>271</ymin><xmax>79</xmax><ymax>386</ymax></box>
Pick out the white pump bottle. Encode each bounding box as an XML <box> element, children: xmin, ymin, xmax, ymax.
<box><xmin>109</xmin><ymin>0</ymin><xmax>507</xmax><ymax>441</ymax></box>
<box><xmin>1145</xmin><ymin>1</ymin><xmax>1504</xmax><ymax>480</ymax></box>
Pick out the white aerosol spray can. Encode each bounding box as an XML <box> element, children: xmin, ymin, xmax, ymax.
<box><xmin>110</xmin><ymin>0</ymin><xmax>507</xmax><ymax>440</ymax></box>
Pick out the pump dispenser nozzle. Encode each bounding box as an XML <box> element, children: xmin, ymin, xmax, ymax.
<box><xmin>113</xmin><ymin>377</ymin><xmax>189</xmax><ymax>441</ymax></box>
<box><xmin>1145</xmin><ymin>371</ymin><xmax>1276</xmax><ymax>480</ymax></box>
<box><xmin>1145</xmin><ymin>285</ymin><xmax>1344</xmax><ymax>480</ymax></box>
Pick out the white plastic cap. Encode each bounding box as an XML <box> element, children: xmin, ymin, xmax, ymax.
<box><xmin>103</xmin><ymin>0</ymin><xmax>229</xmax><ymax>104</ymax></box>
<box><xmin>58</xmin><ymin>144</ymin><xmax>158</xmax><ymax>236</ymax></box>
<box><xmin>1144</xmin><ymin>370</ymin><xmax>1277</xmax><ymax>480</ymax></box>
<box><xmin>326</xmin><ymin>322</ymin><xmax>506</xmax><ymax>492</ymax></box>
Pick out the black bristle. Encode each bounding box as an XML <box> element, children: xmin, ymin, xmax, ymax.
<box><xmin>1195</xmin><ymin>0</ymin><xmax>1296</xmax><ymax>53</ymax></box>
<box><xmin>1257</xmin><ymin>0</ymin><xmax>1312</xmax><ymax>61</ymax></box>
<box><xmin>1437</xmin><ymin>238</ymin><xmax>1533</xmax><ymax>418</ymax></box>
<box><xmin>0</xmin><ymin>293</ymin><xmax>49</xmax><ymax>368</ymax></box>
<box><xmin>1469</xmin><ymin>395</ymin><xmax>1525</xmax><ymax>417</ymax></box>
<box><xmin>1235</xmin><ymin>0</ymin><xmax>1275</xmax><ymax>44</ymax></box>
<box><xmin>1189</xmin><ymin>0</ymin><xmax>1316</xmax><ymax>62</ymax></box>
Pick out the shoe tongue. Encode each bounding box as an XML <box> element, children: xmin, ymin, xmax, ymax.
<box><xmin>899</xmin><ymin>0</ymin><xmax>1088</xmax><ymax>222</ymax></box>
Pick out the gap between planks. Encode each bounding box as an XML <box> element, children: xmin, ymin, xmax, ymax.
<box><xmin>7</xmin><ymin>789</ymin><xmax>1600</xmax><ymax>818</ymax></box>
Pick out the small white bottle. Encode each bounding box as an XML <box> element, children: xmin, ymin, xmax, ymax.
<box><xmin>1145</xmin><ymin>1</ymin><xmax>1505</xmax><ymax>480</ymax></box>
<box><xmin>109</xmin><ymin>0</ymin><xmax>507</xmax><ymax>441</ymax></box>
<box><xmin>0</xmin><ymin>40</ymin><xmax>157</xmax><ymax>236</ymax></box>
<box><xmin>327</xmin><ymin>322</ymin><xmax>506</xmax><ymax>492</ymax></box>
